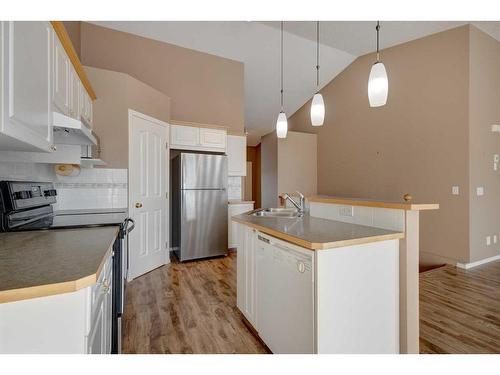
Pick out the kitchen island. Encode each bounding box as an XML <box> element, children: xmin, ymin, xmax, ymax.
<box><xmin>232</xmin><ymin>211</ymin><xmax>404</xmax><ymax>354</ymax></box>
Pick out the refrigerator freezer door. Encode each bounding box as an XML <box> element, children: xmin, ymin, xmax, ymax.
<box><xmin>181</xmin><ymin>153</ymin><xmax>227</xmax><ymax>190</ymax></box>
<box><xmin>178</xmin><ymin>189</ymin><xmax>228</xmax><ymax>261</ymax></box>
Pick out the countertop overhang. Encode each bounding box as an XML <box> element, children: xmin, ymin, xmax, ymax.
<box><xmin>308</xmin><ymin>195</ymin><xmax>439</xmax><ymax>211</ymax></box>
<box><xmin>0</xmin><ymin>226</ymin><xmax>119</xmax><ymax>304</ymax></box>
<box><xmin>232</xmin><ymin>212</ymin><xmax>404</xmax><ymax>250</ymax></box>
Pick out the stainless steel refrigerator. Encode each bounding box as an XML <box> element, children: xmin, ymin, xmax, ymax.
<box><xmin>171</xmin><ymin>152</ymin><xmax>228</xmax><ymax>261</ymax></box>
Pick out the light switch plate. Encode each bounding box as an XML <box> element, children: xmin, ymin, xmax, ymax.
<box><xmin>477</xmin><ymin>187</ymin><xmax>484</xmax><ymax>196</ymax></box>
<box><xmin>494</xmin><ymin>235</ymin><xmax>498</xmax><ymax>244</ymax></box>
<box><xmin>452</xmin><ymin>186</ymin><xmax>459</xmax><ymax>195</ymax></box>
<box><xmin>487</xmin><ymin>236</ymin><xmax>491</xmax><ymax>246</ymax></box>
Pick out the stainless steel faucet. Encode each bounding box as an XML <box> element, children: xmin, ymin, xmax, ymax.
<box><xmin>282</xmin><ymin>191</ymin><xmax>306</xmax><ymax>215</ymax></box>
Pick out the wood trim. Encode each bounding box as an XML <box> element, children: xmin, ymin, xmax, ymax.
<box><xmin>50</xmin><ymin>21</ymin><xmax>97</xmax><ymax>100</ymax></box>
<box><xmin>231</xmin><ymin>216</ymin><xmax>404</xmax><ymax>250</ymax></box>
<box><xmin>0</xmin><ymin>238</ymin><xmax>114</xmax><ymax>304</ymax></box>
<box><xmin>308</xmin><ymin>196</ymin><xmax>439</xmax><ymax>211</ymax></box>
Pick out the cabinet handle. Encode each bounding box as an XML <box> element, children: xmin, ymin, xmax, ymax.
<box><xmin>135</xmin><ymin>202</ymin><xmax>143</xmax><ymax>208</ymax></box>
<box><xmin>49</xmin><ymin>145</ymin><xmax>57</xmax><ymax>151</ymax></box>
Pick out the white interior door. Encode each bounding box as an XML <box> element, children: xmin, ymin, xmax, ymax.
<box><xmin>128</xmin><ymin>110</ymin><xmax>169</xmax><ymax>280</ymax></box>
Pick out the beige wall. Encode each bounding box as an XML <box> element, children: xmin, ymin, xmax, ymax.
<box><xmin>277</xmin><ymin>131</ymin><xmax>317</xmax><ymax>198</ymax></box>
<box><xmin>260</xmin><ymin>132</ymin><xmax>278</xmax><ymax>208</ymax></box>
<box><xmin>468</xmin><ymin>26</ymin><xmax>500</xmax><ymax>262</ymax></box>
<box><xmin>62</xmin><ymin>21</ymin><xmax>81</xmax><ymax>58</ymax></box>
<box><xmin>86</xmin><ymin>66</ymin><xmax>171</xmax><ymax>168</ymax></box>
<box><xmin>289</xmin><ymin>26</ymin><xmax>471</xmax><ymax>263</ymax></box>
<box><xmin>80</xmin><ymin>22</ymin><xmax>244</xmax><ymax>133</ymax></box>
<box><xmin>260</xmin><ymin>131</ymin><xmax>318</xmax><ymax>208</ymax></box>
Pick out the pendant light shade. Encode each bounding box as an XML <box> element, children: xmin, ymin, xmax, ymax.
<box><xmin>368</xmin><ymin>21</ymin><xmax>388</xmax><ymax>108</ymax></box>
<box><xmin>310</xmin><ymin>21</ymin><xmax>325</xmax><ymax>126</ymax></box>
<box><xmin>276</xmin><ymin>21</ymin><xmax>287</xmax><ymax>138</ymax></box>
<box><xmin>276</xmin><ymin>111</ymin><xmax>288</xmax><ymax>138</ymax></box>
<box><xmin>368</xmin><ymin>62</ymin><xmax>388</xmax><ymax>107</ymax></box>
<box><xmin>311</xmin><ymin>93</ymin><xmax>325</xmax><ymax>126</ymax></box>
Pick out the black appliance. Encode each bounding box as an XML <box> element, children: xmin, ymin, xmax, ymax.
<box><xmin>0</xmin><ymin>180</ymin><xmax>134</xmax><ymax>354</ymax></box>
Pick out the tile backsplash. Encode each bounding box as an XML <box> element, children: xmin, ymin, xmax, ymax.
<box><xmin>53</xmin><ymin>168</ymin><xmax>128</xmax><ymax>210</ymax></box>
<box><xmin>0</xmin><ymin>162</ymin><xmax>128</xmax><ymax>211</ymax></box>
<box><xmin>228</xmin><ymin>176</ymin><xmax>242</xmax><ymax>200</ymax></box>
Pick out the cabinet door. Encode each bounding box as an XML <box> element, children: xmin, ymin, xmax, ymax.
<box><xmin>52</xmin><ymin>32</ymin><xmax>70</xmax><ymax>115</ymax></box>
<box><xmin>69</xmin><ymin>67</ymin><xmax>80</xmax><ymax>119</ymax></box>
<box><xmin>0</xmin><ymin>21</ymin><xmax>53</xmax><ymax>152</ymax></box>
<box><xmin>236</xmin><ymin>224</ymin><xmax>246</xmax><ymax>313</ymax></box>
<box><xmin>244</xmin><ymin>227</ymin><xmax>256</xmax><ymax>325</ymax></box>
<box><xmin>227</xmin><ymin>135</ymin><xmax>247</xmax><ymax>176</ymax></box>
<box><xmin>199</xmin><ymin>128</ymin><xmax>226</xmax><ymax>150</ymax></box>
<box><xmin>87</xmin><ymin>300</ymin><xmax>105</xmax><ymax>354</ymax></box>
<box><xmin>170</xmin><ymin>125</ymin><xmax>199</xmax><ymax>148</ymax></box>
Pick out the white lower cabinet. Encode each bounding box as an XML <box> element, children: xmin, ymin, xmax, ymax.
<box><xmin>228</xmin><ymin>203</ymin><xmax>254</xmax><ymax>248</ymax></box>
<box><xmin>0</xmin><ymin>253</ymin><xmax>113</xmax><ymax>354</ymax></box>
<box><xmin>236</xmin><ymin>225</ymin><xmax>257</xmax><ymax>326</ymax></box>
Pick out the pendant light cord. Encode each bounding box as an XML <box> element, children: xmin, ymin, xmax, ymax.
<box><xmin>316</xmin><ymin>21</ymin><xmax>320</xmax><ymax>90</ymax></box>
<box><xmin>376</xmin><ymin>21</ymin><xmax>380</xmax><ymax>62</ymax></box>
<box><xmin>280</xmin><ymin>21</ymin><xmax>284</xmax><ymax>111</ymax></box>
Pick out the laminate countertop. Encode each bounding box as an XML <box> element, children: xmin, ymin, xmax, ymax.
<box><xmin>232</xmin><ymin>213</ymin><xmax>404</xmax><ymax>250</ymax></box>
<box><xmin>0</xmin><ymin>226</ymin><xmax>119</xmax><ymax>304</ymax></box>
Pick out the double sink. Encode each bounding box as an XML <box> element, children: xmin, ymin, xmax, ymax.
<box><xmin>249</xmin><ymin>208</ymin><xmax>302</xmax><ymax>218</ymax></box>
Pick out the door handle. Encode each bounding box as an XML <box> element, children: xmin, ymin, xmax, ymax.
<box><xmin>135</xmin><ymin>202</ymin><xmax>143</xmax><ymax>208</ymax></box>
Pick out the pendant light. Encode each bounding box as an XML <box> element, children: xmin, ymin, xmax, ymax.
<box><xmin>310</xmin><ymin>21</ymin><xmax>325</xmax><ymax>126</ymax></box>
<box><xmin>368</xmin><ymin>21</ymin><xmax>389</xmax><ymax>107</ymax></box>
<box><xmin>276</xmin><ymin>21</ymin><xmax>288</xmax><ymax>138</ymax></box>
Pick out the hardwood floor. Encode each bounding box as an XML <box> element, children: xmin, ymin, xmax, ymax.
<box><xmin>420</xmin><ymin>261</ymin><xmax>500</xmax><ymax>354</ymax></box>
<box><xmin>122</xmin><ymin>252</ymin><xmax>268</xmax><ymax>354</ymax></box>
<box><xmin>123</xmin><ymin>251</ymin><xmax>500</xmax><ymax>354</ymax></box>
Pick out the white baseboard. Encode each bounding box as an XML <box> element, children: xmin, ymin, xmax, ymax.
<box><xmin>456</xmin><ymin>254</ymin><xmax>500</xmax><ymax>269</ymax></box>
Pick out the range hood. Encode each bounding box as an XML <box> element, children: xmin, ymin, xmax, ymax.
<box><xmin>52</xmin><ymin>112</ymin><xmax>97</xmax><ymax>146</ymax></box>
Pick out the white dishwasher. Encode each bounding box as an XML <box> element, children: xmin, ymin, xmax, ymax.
<box><xmin>256</xmin><ymin>234</ymin><xmax>315</xmax><ymax>354</ymax></box>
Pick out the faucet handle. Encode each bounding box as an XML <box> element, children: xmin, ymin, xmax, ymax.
<box><xmin>296</xmin><ymin>191</ymin><xmax>305</xmax><ymax>199</ymax></box>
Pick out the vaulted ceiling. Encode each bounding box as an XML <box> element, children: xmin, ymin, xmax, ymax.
<box><xmin>90</xmin><ymin>21</ymin><xmax>500</xmax><ymax>145</ymax></box>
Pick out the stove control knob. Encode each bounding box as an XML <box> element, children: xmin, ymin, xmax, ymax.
<box><xmin>44</xmin><ymin>189</ymin><xmax>57</xmax><ymax>197</ymax></box>
<box><xmin>13</xmin><ymin>190</ymin><xmax>32</xmax><ymax>200</ymax></box>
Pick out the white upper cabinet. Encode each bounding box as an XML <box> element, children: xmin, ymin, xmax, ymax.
<box><xmin>199</xmin><ymin>128</ymin><xmax>226</xmax><ymax>150</ymax></box>
<box><xmin>227</xmin><ymin>135</ymin><xmax>247</xmax><ymax>176</ymax></box>
<box><xmin>69</xmin><ymin>66</ymin><xmax>80</xmax><ymax>119</ymax></box>
<box><xmin>52</xmin><ymin>32</ymin><xmax>70</xmax><ymax>116</ymax></box>
<box><xmin>0</xmin><ymin>21</ymin><xmax>94</xmax><ymax>154</ymax></box>
<box><xmin>79</xmin><ymin>85</ymin><xmax>93</xmax><ymax>128</ymax></box>
<box><xmin>0</xmin><ymin>21</ymin><xmax>54</xmax><ymax>152</ymax></box>
<box><xmin>170</xmin><ymin>124</ymin><xmax>227</xmax><ymax>152</ymax></box>
<box><xmin>170</xmin><ymin>124</ymin><xmax>199</xmax><ymax>148</ymax></box>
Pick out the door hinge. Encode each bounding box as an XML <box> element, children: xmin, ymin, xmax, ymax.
<box><xmin>165</xmin><ymin>192</ymin><xmax>168</xmax><ymax>199</ymax></box>
<box><xmin>166</xmin><ymin>142</ymin><xmax>169</xmax><ymax>149</ymax></box>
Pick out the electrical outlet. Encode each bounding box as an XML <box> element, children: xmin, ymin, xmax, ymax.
<box><xmin>339</xmin><ymin>206</ymin><xmax>354</xmax><ymax>217</ymax></box>
<box><xmin>494</xmin><ymin>235</ymin><xmax>498</xmax><ymax>244</ymax></box>
<box><xmin>452</xmin><ymin>186</ymin><xmax>459</xmax><ymax>195</ymax></box>
<box><xmin>487</xmin><ymin>236</ymin><xmax>491</xmax><ymax>246</ymax></box>
<box><xmin>477</xmin><ymin>187</ymin><xmax>484</xmax><ymax>196</ymax></box>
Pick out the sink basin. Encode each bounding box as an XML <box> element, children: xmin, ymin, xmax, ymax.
<box><xmin>250</xmin><ymin>208</ymin><xmax>302</xmax><ymax>218</ymax></box>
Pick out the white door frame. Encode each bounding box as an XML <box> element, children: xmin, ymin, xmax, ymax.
<box><xmin>127</xmin><ymin>109</ymin><xmax>170</xmax><ymax>281</ymax></box>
